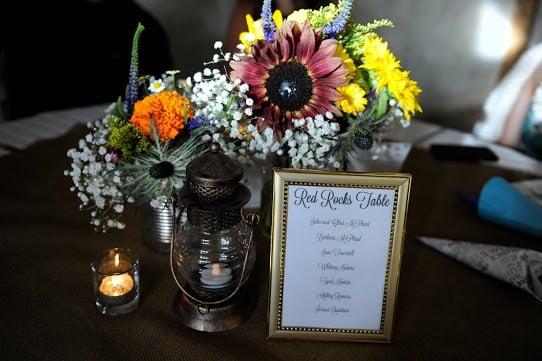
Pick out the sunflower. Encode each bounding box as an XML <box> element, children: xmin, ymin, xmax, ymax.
<box><xmin>230</xmin><ymin>20</ymin><xmax>349</xmax><ymax>138</ymax></box>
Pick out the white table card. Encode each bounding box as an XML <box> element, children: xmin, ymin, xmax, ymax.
<box><xmin>268</xmin><ymin>169</ymin><xmax>411</xmax><ymax>342</ymax></box>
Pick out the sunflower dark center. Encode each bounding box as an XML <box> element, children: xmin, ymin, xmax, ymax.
<box><xmin>149</xmin><ymin>161</ymin><xmax>174</xmax><ymax>179</ymax></box>
<box><xmin>265</xmin><ymin>61</ymin><xmax>313</xmax><ymax>112</ymax></box>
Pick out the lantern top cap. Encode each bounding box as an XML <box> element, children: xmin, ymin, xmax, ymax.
<box><xmin>186</xmin><ymin>142</ymin><xmax>244</xmax><ymax>203</ymax></box>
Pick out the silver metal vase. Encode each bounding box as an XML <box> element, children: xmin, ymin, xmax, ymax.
<box><xmin>142</xmin><ymin>203</ymin><xmax>174</xmax><ymax>253</ymax></box>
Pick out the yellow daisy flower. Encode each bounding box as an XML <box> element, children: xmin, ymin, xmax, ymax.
<box><xmin>387</xmin><ymin>70</ymin><xmax>422</xmax><ymax>121</ymax></box>
<box><xmin>360</xmin><ymin>34</ymin><xmax>400</xmax><ymax>92</ymax></box>
<box><xmin>239</xmin><ymin>10</ymin><xmax>283</xmax><ymax>51</ymax></box>
<box><xmin>360</xmin><ymin>34</ymin><xmax>422</xmax><ymax>120</ymax></box>
<box><xmin>335</xmin><ymin>43</ymin><xmax>356</xmax><ymax>77</ymax></box>
<box><xmin>336</xmin><ymin>83</ymin><xmax>367</xmax><ymax>115</ymax></box>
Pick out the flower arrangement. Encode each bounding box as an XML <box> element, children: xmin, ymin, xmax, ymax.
<box><xmin>66</xmin><ymin>24</ymin><xmax>206</xmax><ymax>232</ymax></box>
<box><xmin>66</xmin><ymin>0</ymin><xmax>421</xmax><ymax>232</ymax></box>
<box><xmin>191</xmin><ymin>0</ymin><xmax>422</xmax><ymax>168</ymax></box>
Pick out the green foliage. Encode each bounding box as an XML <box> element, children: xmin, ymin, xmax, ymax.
<box><xmin>137</xmin><ymin>75</ymin><xmax>151</xmax><ymax>97</ymax></box>
<box><xmin>337</xmin><ymin>98</ymin><xmax>389</xmax><ymax>153</ymax></box>
<box><xmin>375</xmin><ymin>90</ymin><xmax>389</xmax><ymax>119</ymax></box>
<box><xmin>339</xmin><ymin>19</ymin><xmax>394</xmax><ymax>60</ymax></box>
<box><xmin>107</xmin><ymin>116</ymin><xmax>149</xmax><ymax>158</ymax></box>
<box><xmin>131</xmin><ymin>23</ymin><xmax>145</xmax><ymax>61</ymax></box>
<box><xmin>124</xmin><ymin>23</ymin><xmax>145</xmax><ymax>116</ymax></box>
<box><xmin>350</xmin><ymin>18</ymin><xmax>394</xmax><ymax>35</ymax></box>
<box><xmin>111</xmin><ymin>97</ymin><xmax>127</xmax><ymax>119</ymax></box>
<box><xmin>352</xmin><ymin>68</ymin><xmax>370</xmax><ymax>89</ymax></box>
<box><xmin>308</xmin><ymin>1</ymin><xmax>341</xmax><ymax>28</ymax></box>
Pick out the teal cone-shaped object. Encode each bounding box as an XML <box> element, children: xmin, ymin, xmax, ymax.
<box><xmin>478</xmin><ymin>177</ymin><xmax>542</xmax><ymax>238</ymax></box>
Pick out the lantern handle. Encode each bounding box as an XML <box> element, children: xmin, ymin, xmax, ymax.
<box><xmin>168</xmin><ymin>194</ymin><xmax>260</xmax><ymax>313</ymax></box>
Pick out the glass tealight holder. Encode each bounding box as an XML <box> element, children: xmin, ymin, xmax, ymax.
<box><xmin>90</xmin><ymin>248</ymin><xmax>140</xmax><ymax>316</ymax></box>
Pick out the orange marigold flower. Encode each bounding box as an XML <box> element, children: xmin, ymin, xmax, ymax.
<box><xmin>130</xmin><ymin>91</ymin><xmax>193</xmax><ymax>141</ymax></box>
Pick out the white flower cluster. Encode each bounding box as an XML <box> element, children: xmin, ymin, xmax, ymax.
<box><xmin>386</xmin><ymin>99</ymin><xmax>411</xmax><ymax>128</ymax></box>
<box><xmin>372</xmin><ymin>99</ymin><xmax>409</xmax><ymax>138</ymax></box>
<box><xmin>286</xmin><ymin>113</ymin><xmax>342</xmax><ymax>169</ymax></box>
<box><xmin>188</xmin><ymin>47</ymin><xmax>254</xmax><ymax>162</ymax></box>
<box><xmin>188</xmin><ymin>44</ymin><xmax>342</xmax><ymax>169</ymax></box>
<box><xmin>65</xmin><ymin>114</ymin><xmax>134</xmax><ymax>232</ymax></box>
<box><xmin>229</xmin><ymin>113</ymin><xmax>341</xmax><ymax>169</ymax></box>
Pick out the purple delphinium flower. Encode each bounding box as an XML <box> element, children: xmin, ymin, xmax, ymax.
<box><xmin>323</xmin><ymin>0</ymin><xmax>353</xmax><ymax>38</ymax></box>
<box><xmin>124</xmin><ymin>23</ymin><xmax>145</xmax><ymax>117</ymax></box>
<box><xmin>187</xmin><ymin>116</ymin><xmax>211</xmax><ymax>134</ymax></box>
<box><xmin>261</xmin><ymin>0</ymin><xmax>276</xmax><ymax>42</ymax></box>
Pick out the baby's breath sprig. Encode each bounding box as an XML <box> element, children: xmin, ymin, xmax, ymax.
<box><xmin>65</xmin><ymin>114</ymin><xmax>134</xmax><ymax>233</ymax></box>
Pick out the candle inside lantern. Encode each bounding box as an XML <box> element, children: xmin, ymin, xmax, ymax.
<box><xmin>200</xmin><ymin>263</ymin><xmax>233</xmax><ymax>288</ymax></box>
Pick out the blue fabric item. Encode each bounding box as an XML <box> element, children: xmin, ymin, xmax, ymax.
<box><xmin>478</xmin><ymin>177</ymin><xmax>542</xmax><ymax>238</ymax></box>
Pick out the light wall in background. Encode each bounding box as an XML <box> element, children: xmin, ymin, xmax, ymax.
<box><xmin>476</xmin><ymin>1</ymin><xmax>514</xmax><ymax>60</ymax></box>
<box><xmin>351</xmin><ymin>0</ymin><xmax>521</xmax><ymax>129</ymax></box>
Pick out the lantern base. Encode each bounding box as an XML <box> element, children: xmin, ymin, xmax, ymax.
<box><xmin>172</xmin><ymin>285</ymin><xmax>257</xmax><ymax>332</ymax></box>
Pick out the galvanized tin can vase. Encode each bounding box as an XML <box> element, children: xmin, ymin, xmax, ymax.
<box><xmin>142</xmin><ymin>202</ymin><xmax>174</xmax><ymax>253</ymax></box>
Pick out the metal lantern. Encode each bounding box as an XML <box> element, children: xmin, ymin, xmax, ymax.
<box><xmin>170</xmin><ymin>143</ymin><xmax>259</xmax><ymax>332</ymax></box>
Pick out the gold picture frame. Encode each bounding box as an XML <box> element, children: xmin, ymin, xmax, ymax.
<box><xmin>268</xmin><ymin>168</ymin><xmax>411</xmax><ymax>342</ymax></box>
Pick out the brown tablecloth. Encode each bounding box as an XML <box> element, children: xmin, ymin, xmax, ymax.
<box><xmin>1</xmin><ymin>126</ymin><xmax>541</xmax><ymax>361</ymax></box>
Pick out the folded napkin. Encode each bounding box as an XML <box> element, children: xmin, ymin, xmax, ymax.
<box><xmin>513</xmin><ymin>179</ymin><xmax>542</xmax><ymax>207</ymax></box>
<box><xmin>478</xmin><ymin>177</ymin><xmax>542</xmax><ymax>238</ymax></box>
<box><xmin>417</xmin><ymin>236</ymin><xmax>542</xmax><ymax>301</ymax></box>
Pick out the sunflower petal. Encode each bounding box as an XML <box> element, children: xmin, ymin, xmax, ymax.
<box><xmin>306</xmin><ymin>39</ymin><xmax>337</xmax><ymax>68</ymax></box>
<box><xmin>313</xmin><ymin>86</ymin><xmax>340</xmax><ymax>101</ymax></box>
<box><xmin>296</xmin><ymin>21</ymin><xmax>316</xmax><ymax>63</ymax></box>
<box><xmin>250</xmin><ymin>86</ymin><xmax>268</xmax><ymax>103</ymax></box>
<box><xmin>302</xmin><ymin>104</ymin><xmax>318</xmax><ymax>117</ymax></box>
<box><xmin>230</xmin><ymin>60</ymin><xmax>267</xmax><ymax>75</ymax></box>
<box><xmin>309</xmin><ymin>57</ymin><xmax>343</xmax><ymax>79</ymax></box>
<box><xmin>313</xmin><ymin>76</ymin><xmax>347</xmax><ymax>89</ymax></box>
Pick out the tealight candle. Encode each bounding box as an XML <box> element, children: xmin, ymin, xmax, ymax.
<box><xmin>91</xmin><ymin>248</ymin><xmax>140</xmax><ymax>315</ymax></box>
<box><xmin>200</xmin><ymin>263</ymin><xmax>233</xmax><ymax>288</ymax></box>
<box><xmin>99</xmin><ymin>273</ymin><xmax>134</xmax><ymax>297</ymax></box>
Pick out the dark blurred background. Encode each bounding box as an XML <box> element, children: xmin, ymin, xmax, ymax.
<box><xmin>0</xmin><ymin>0</ymin><xmax>541</xmax><ymax>132</ymax></box>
